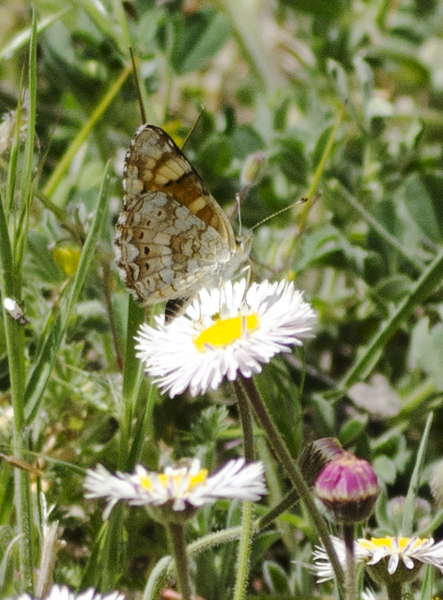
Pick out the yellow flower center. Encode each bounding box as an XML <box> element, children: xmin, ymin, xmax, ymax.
<box><xmin>139</xmin><ymin>474</ymin><xmax>153</xmax><ymax>491</ymax></box>
<box><xmin>359</xmin><ymin>537</ymin><xmax>429</xmax><ymax>552</ymax></box>
<box><xmin>139</xmin><ymin>468</ymin><xmax>209</xmax><ymax>492</ymax></box>
<box><xmin>188</xmin><ymin>469</ymin><xmax>209</xmax><ymax>490</ymax></box>
<box><xmin>194</xmin><ymin>314</ymin><xmax>259</xmax><ymax>352</ymax></box>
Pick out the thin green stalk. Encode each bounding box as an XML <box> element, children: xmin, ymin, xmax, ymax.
<box><xmin>210</xmin><ymin>0</ymin><xmax>282</xmax><ymax>90</ymax></box>
<box><xmin>401</xmin><ymin>413</ymin><xmax>433</xmax><ymax>537</ymax></box>
<box><xmin>296</xmin><ymin>102</ymin><xmax>346</xmax><ymax>240</ymax></box>
<box><xmin>0</xmin><ymin>13</ymin><xmax>40</xmax><ymax>593</ymax></box>
<box><xmin>24</xmin><ymin>164</ymin><xmax>112</xmax><ymax>423</ymax></box>
<box><xmin>143</xmin><ymin>490</ymin><xmax>305</xmax><ymax>600</ymax></box>
<box><xmin>257</xmin><ymin>488</ymin><xmax>300</xmax><ymax>530</ymax></box>
<box><xmin>0</xmin><ymin>7</ymin><xmax>71</xmax><ymax>62</ymax></box>
<box><xmin>334</xmin><ymin>181</ymin><xmax>424</xmax><ymax>272</ymax></box>
<box><xmin>101</xmin><ymin>503</ymin><xmax>125</xmax><ymax>592</ymax></box>
<box><xmin>239</xmin><ymin>375</ymin><xmax>345</xmax><ymax>593</ymax></box>
<box><xmin>118</xmin><ymin>296</ymin><xmax>145</xmax><ymax>471</ymax></box>
<box><xmin>42</xmin><ymin>65</ymin><xmax>131</xmax><ymax>199</ymax></box>
<box><xmin>386</xmin><ymin>581</ymin><xmax>402</xmax><ymax>600</ymax></box>
<box><xmin>111</xmin><ymin>0</ymin><xmax>132</xmax><ymax>54</ymax></box>
<box><xmin>166</xmin><ymin>523</ymin><xmax>191</xmax><ymax>600</ymax></box>
<box><xmin>340</xmin><ymin>245</ymin><xmax>443</xmax><ymax>389</ymax></box>
<box><xmin>343</xmin><ymin>524</ymin><xmax>356</xmax><ymax>600</ymax></box>
<box><xmin>232</xmin><ymin>369</ymin><xmax>257</xmax><ymax>599</ymax></box>
<box><xmin>233</xmin><ymin>501</ymin><xmax>254</xmax><ymax>600</ymax></box>
<box><xmin>233</xmin><ymin>380</ymin><xmax>255</xmax><ymax>462</ymax></box>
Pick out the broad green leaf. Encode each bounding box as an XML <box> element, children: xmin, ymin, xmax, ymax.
<box><xmin>403</xmin><ymin>173</ymin><xmax>443</xmax><ymax>243</ymax></box>
<box><xmin>171</xmin><ymin>11</ymin><xmax>231</xmax><ymax>74</ymax></box>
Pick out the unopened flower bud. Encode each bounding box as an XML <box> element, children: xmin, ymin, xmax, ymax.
<box><xmin>314</xmin><ymin>452</ymin><xmax>380</xmax><ymax>524</ymax></box>
<box><xmin>299</xmin><ymin>437</ymin><xmax>344</xmax><ymax>487</ymax></box>
<box><xmin>53</xmin><ymin>246</ymin><xmax>82</xmax><ymax>276</ymax></box>
<box><xmin>240</xmin><ymin>152</ymin><xmax>266</xmax><ymax>189</ymax></box>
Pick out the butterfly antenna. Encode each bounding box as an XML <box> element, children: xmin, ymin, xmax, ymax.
<box><xmin>130</xmin><ymin>48</ymin><xmax>147</xmax><ymax>124</ymax></box>
<box><xmin>251</xmin><ymin>197</ymin><xmax>309</xmax><ymax>231</ymax></box>
<box><xmin>181</xmin><ymin>106</ymin><xmax>205</xmax><ymax>150</ymax></box>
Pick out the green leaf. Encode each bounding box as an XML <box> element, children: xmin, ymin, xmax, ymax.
<box><xmin>171</xmin><ymin>11</ymin><xmax>231</xmax><ymax>74</ymax></box>
<box><xmin>410</xmin><ymin>319</ymin><xmax>443</xmax><ymax>389</ymax></box>
<box><xmin>199</xmin><ymin>136</ymin><xmax>233</xmax><ymax>176</ymax></box>
<box><xmin>272</xmin><ymin>136</ymin><xmax>308</xmax><ymax>185</ymax></box>
<box><xmin>403</xmin><ymin>173</ymin><xmax>443</xmax><ymax>243</ymax></box>
<box><xmin>231</xmin><ymin>126</ymin><xmax>264</xmax><ymax>159</ymax></box>
<box><xmin>263</xmin><ymin>561</ymin><xmax>292</xmax><ymax>594</ymax></box>
<box><xmin>278</xmin><ymin>0</ymin><xmax>345</xmax><ymax>19</ymax></box>
<box><xmin>339</xmin><ymin>416</ymin><xmax>369</xmax><ymax>447</ymax></box>
<box><xmin>373</xmin><ymin>455</ymin><xmax>397</xmax><ymax>485</ymax></box>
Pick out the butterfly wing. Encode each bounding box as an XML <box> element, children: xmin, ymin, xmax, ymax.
<box><xmin>115</xmin><ymin>125</ymin><xmax>240</xmax><ymax>304</ymax></box>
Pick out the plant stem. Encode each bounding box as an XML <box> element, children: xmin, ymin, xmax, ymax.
<box><xmin>232</xmin><ymin>371</ymin><xmax>256</xmax><ymax>599</ymax></box>
<box><xmin>239</xmin><ymin>375</ymin><xmax>345</xmax><ymax>593</ymax></box>
<box><xmin>234</xmin><ymin>379</ymin><xmax>255</xmax><ymax>462</ymax></box>
<box><xmin>386</xmin><ymin>581</ymin><xmax>402</xmax><ymax>600</ymax></box>
<box><xmin>166</xmin><ymin>523</ymin><xmax>192</xmax><ymax>600</ymax></box>
<box><xmin>343</xmin><ymin>524</ymin><xmax>356</xmax><ymax>600</ymax></box>
<box><xmin>233</xmin><ymin>501</ymin><xmax>254</xmax><ymax>600</ymax></box>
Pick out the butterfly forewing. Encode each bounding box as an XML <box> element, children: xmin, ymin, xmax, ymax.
<box><xmin>114</xmin><ymin>124</ymin><xmax>251</xmax><ymax>306</ymax></box>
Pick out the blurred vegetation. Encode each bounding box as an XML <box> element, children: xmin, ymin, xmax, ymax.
<box><xmin>1</xmin><ymin>0</ymin><xmax>443</xmax><ymax>598</ymax></box>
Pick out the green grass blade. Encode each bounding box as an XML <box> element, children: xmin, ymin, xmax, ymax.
<box><xmin>340</xmin><ymin>247</ymin><xmax>443</xmax><ymax>389</ymax></box>
<box><xmin>24</xmin><ymin>163</ymin><xmax>112</xmax><ymax>424</ymax></box>
<box><xmin>119</xmin><ymin>296</ymin><xmax>145</xmax><ymax>470</ymax></box>
<box><xmin>401</xmin><ymin>412</ymin><xmax>433</xmax><ymax>536</ymax></box>
<box><xmin>141</xmin><ymin>556</ymin><xmax>172</xmax><ymax>600</ymax></box>
<box><xmin>0</xmin><ymin>8</ymin><xmax>71</xmax><ymax>62</ymax></box>
<box><xmin>420</xmin><ymin>564</ymin><xmax>434</xmax><ymax>600</ymax></box>
<box><xmin>42</xmin><ymin>66</ymin><xmax>131</xmax><ymax>200</ymax></box>
<box><xmin>14</xmin><ymin>5</ymin><xmax>38</xmax><ymax>289</ymax></box>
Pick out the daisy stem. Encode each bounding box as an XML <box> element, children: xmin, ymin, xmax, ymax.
<box><xmin>385</xmin><ymin>581</ymin><xmax>402</xmax><ymax>600</ymax></box>
<box><xmin>234</xmin><ymin>379</ymin><xmax>255</xmax><ymax>462</ymax></box>
<box><xmin>165</xmin><ymin>523</ymin><xmax>192</xmax><ymax>600</ymax></box>
<box><xmin>239</xmin><ymin>375</ymin><xmax>345</xmax><ymax>593</ymax></box>
<box><xmin>233</xmin><ymin>501</ymin><xmax>254</xmax><ymax>600</ymax></box>
<box><xmin>343</xmin><ymin>524</ymin><xmax>357</xmax><ymax>600</ymax></box>
<box><xmin>257</xmin><ymin>488</ymin><xmax>300</xmax><ymax>530</ymax></box>
<box><xmin>232</xmin><ymin>371</ymin><xmax>258</xmax><ymax>599</ymax></box>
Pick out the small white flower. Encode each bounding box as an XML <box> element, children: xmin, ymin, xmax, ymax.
<box><xmin>11</xmin><ymin>585</ymin><xmax>124</xmax><ymax>600</ymax></box>
<box><xmin>135</xmin><ymin>279</ymin><xmax>316</xmax><ymax>398</ymax></box>
<box><xmin>313</xmin><ymin>535</ymin><xmax>443</xmax><ymax>583</ymax></box>
<box><xmin>84</xmin><ymin>458</ymin><xmax>267</xmax><ymax>517</ymax></box>
<box><xmin>361</xmin><ymin>590</ymin><xmax>377</xmax><ymax>600</ymax></box>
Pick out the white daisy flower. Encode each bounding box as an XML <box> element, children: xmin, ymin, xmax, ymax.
<box><xmin>84</xmin><ymin>458</ymin><xmax>267</xmax><ymax>518</ymax></box>
<box><xmin>313</xmin><ymin>535</ymin><xmax>443</xmax><ymax>583</ymax></box>
<box><xmin>11</xmin><ymin>585</ymin><xmax>124</xmax><ymax>600</ymax></box>
<box><xmin>135</xmin><ymin>279</ymin><xmax>317</xmax><ymax>398</ymax></box>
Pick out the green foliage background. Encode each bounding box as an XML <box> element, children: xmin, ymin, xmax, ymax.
<box><xmin>1</xmin><ymin>0</ymin><xmax>443</xmax><ymax>598</ymax></box>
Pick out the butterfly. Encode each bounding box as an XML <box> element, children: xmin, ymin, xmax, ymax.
<box><xmin>114</xmin><ymin>124</ymin><xmax>252</xmax><ymax>315</ymax></box>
